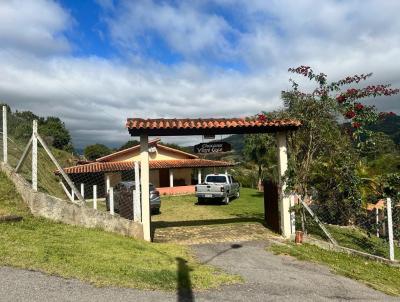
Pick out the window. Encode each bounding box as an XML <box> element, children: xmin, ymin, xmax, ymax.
<box><xmin>206</xmin><ymin>175</ymin><xmax>227</xmax><ymax>183</ymax></box>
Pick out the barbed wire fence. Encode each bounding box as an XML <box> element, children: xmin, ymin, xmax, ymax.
<box><xmin>1</xmin><ymin>105</ymin><xmax>144</xmax><ymax>223</ymax></box>
<box><xmin>294</xmin><ymin>194</ymin><xmax>399</xmax><ymax>261</ymax></box>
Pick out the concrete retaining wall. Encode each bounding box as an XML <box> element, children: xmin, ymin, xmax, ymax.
<box><xmin>1</xmin><ymin>163</ymin><xmax>144</xmax><ymax>240</ymax></box>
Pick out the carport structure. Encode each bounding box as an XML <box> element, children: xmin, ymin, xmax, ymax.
<box><xmin>126</xmin><ymin>117</ymin><xmax>301</xmax><ymax>242</ymax></box>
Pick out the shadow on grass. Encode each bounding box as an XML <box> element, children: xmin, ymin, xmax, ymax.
<box><xmin>176</xmin><ymin>257</ymin><xmax>194</xmax><ymax>302</ymax></box>
<box><xmin>152</xmin><ymin>217</ymin><xmax>266</xmax><ymax>229</ymax></box>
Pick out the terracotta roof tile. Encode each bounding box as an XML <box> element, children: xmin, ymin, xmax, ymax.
<box><xmin>58</xmin><ymin>159</ymin><xmax>234</xmax><ymax>175</ymax></box>
<box><xmin>126</xmin><ymin>118</ymin><xmax>301</xmax><ymax>132</ymax></box>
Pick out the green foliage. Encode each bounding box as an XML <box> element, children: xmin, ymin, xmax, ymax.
<box><xmin>1</xmin><ymin>103</ymin><xmax>73</xmax><ymax>151</ymax></box>
<box><xmin>118</xmin><ymin>140</ymin><xmax>139</xmax><ymax>151</ymax></box>
<box><xmin>84</xmin><ymin>144</ymin><xmax>112</xmax><ymax>160</ymax></box>
<box><xmin>368</xmin><ymin>115</ymin><xmax>400</xmax><ymax>145</ymax></box>
<box><xmin>243</xmin><ymin>134</ymin><xmax>277</xmax><ymax>187</ymax></box>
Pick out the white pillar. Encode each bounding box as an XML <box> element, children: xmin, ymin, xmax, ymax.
<box><xmin>169</xmin><ymin>169</ymin><xmax>174</xmax><ymax>187</ymax></box>
<box><xmin>80</xmin><ymin>183</ymin><xmax>85</xmax><ymax>199</ymax></box>
<box><xmin>109</xmin><ymin>187</ymin><xmax>114</xmax><ymax>215</ymax></box>
<box><xmin>387</xmin><ymin>198</ymin><xmax>395</xmax><ymax>261</ymax></box>
<box><xmin>225</xmin><ymin>169</ymin><xmax>228</xmax><ymax>175</ymax></box>
<box><xmin>277</xmin><ymin>132</ymin><xmax>291</xmax><ymax>239</ymax></box>
<box><xmin>375</xmin><ymin>208</ymin><xmax>379</xmax><ymax>238</ymax></box>
<box><xmin>32</xmin><ymin>120</ymin><xmax>38</xmax><ymax>192</ymax></box>
<box><xmin>106</xmin><ymin>174</ymin><xmax>110</xmax><ymax>192</ymax></box>
<box><xmin>2</xmin><ymin>106</ymin><xmax>7</xmax><ymax>164</ymax></box>
<box><xmin>140</xmin><ymin>134</ymin><xmax>151</xmax><ymax>242</ymax></box>
<box><xmin>93</xmin><ymin>185</ymin><xmax>97</xmax><ymax>210</ymax></box>
<box><xmin>134</xmin><ymin>161</ymin><xmax>142</xmax><ymax>222</ymax></box>
<box><xmin>198</xmin><ymin>169</ymin><xmax>202</xmax><ymax>184</ymax></box>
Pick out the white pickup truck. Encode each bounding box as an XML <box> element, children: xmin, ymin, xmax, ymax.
<box><xmin>195</xmin><ymin>174</ymin><xmax>240</xmax><ymax>204</ymax></box>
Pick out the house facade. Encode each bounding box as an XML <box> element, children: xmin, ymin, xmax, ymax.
<box><xmin>61</xmin><ymin>139</ymin><xmax>234</xmax><ymax>196</ymax></box>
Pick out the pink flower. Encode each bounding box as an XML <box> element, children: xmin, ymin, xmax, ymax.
<box><xmin>345</xmin><ymin>110</ymin><xmax>356</xmax><ymax>119</ymax></box>
<box><xmin>354</xmin><ymin>103</ymin><xmax>364</xmax><ymax>111</ymax></box>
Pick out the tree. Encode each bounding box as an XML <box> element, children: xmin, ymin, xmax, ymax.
<box><xmin>84</xmin><ymin>144</ymin><xmax>112</xmax><ymax>160</ymax></box>
<box><xmin>257</xmin><ymin>66</ymin><xmax>399</xmax><ymax>226</ymax></box>
<box><xmin>243</xmin><ymin>134</ymin><xmax>276</xmax><ymax>190</ymax></box>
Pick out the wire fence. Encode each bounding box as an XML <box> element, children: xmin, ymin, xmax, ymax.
<box><xmin>295</xmin><ymin>196</ymin><xmax>400</xmax><ymax>261</ymax></box>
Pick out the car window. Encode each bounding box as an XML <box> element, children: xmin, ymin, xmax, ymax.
<box><xmin>206</xmin><ymin>175</ymin><xmax>227</xmax><ymax>183</ymax></box>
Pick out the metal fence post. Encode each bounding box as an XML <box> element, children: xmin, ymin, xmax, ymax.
<box><xmin>290</xmin><ymin>194</ymin><xmax>296</xmax><ymax>236</ymax></box>
<box><xmin>109</xmin><ymin>187</ymin><xmax>114</xmax><ymax>215</ymax></box>
<box><xmin>133</xmin><ymin>161</ymin><xmax>141</xmax><ymax>222</ymax></box>
<box><xmin>2</xmin><ymin>106</ymin><xmax>7</xmax><ymax>164</ymax></box>
<box><xmin>32</xmin><ymin>120</ymin><xmax>38</xmax><ymax>191</ymax></box>
<box><xmin>93</xmin><ymin>185</ymin><xmax>97</xmax><ymax>210</ymax></box>
<box><xmin>80</xmin><ymin>183</ymin><xmax>85</xmax><ymax>199</ymax></box>
<box><xmin>387</xmin><ymin>197</ymin><xmax>395</xmax><ymax>261</ymax></box>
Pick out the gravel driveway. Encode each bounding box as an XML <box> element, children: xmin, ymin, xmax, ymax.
<box><xmin>0</xmin><ymin>240</ymin><xmax>397</xmax><ymax>302</ymax></box>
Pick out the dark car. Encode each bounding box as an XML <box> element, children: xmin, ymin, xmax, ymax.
<box><xmin>106</xmin><ymin>181</ymin><xmax>161</xmax><ymax>219</ymax></box>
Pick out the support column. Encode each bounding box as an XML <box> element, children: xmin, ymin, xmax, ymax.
<box><xmin>169</xmin><ymin>169</ymin><xmax>174</xmax><ymax>188</ymax></box>
<box><xmin>32</xmin><ymin>120</ymin><xmax>38</xmax><ymax>192</ymax></box>
<box><xmin>197</xmin><ymin>169</ymin><xmax>202</xmax><ymax>184</ymax></box>
<box><xmin>2</xmin><ymin>106</ymin><xmax>7</xmax><ymax>164</ymax></box>
<box><xmin>225</xmin><ymin>169</ymin><xmax>228</xmax><ymax>175</ymax></box>
<box><xmin>140</xmin><ymin>134</ymin><xmax>151</xmax><ymax>242</ymax></box>
<box><xmin>106</xmin><ymin>175</ymin><xmax>110</xmax><ymax>192</ymax></box>
<box><xmin>277</xmin><ymin>132</ymin><xmax>291</xmax><ymax>239</ymax></box>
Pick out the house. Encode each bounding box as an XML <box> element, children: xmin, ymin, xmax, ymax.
<box><xmin>60</xmin><ymin>138</ymin><xmax>235</xmax><ymax>196</ymax></box>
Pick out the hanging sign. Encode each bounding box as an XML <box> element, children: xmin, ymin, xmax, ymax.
<box><xmin>194</xmin><ymin>142</ymin><xmax>231</xmax><ymax>154</ymax></box>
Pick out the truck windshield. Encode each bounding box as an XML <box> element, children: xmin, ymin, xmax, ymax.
<box><xmin>206</xmin><ymin>176</ymin><xmax>226</xmax><ymax>183</ymax></box>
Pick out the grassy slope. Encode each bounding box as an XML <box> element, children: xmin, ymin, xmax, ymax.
<box><xmin>304</xmin><ymin>219</ymin><xmax>400</xmax><ymax>260</ymax></box>
<box><xmin>0</xmin><ymin>172</ymin><xmax>240</xmax><ymax>290</ymax></box>
<box><xmin>7</xmin><ymin>137</ymin><xmax>76</xmax><ymax>199</ymax></box>
<box><xmin>270</xmin><ymin>243</ymin><xmax>400</xmax><ymax>296</ymax></box>
<box><xmin>152</xmin><ymin>188</ymin><xmax>264</xmax><ymax>227</ymax></box>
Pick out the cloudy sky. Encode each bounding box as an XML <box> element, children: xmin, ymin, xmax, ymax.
<box><xmin>0</xmin><ymin>0</ymin><xmax>399</xmax><ymax>148</ymax></box>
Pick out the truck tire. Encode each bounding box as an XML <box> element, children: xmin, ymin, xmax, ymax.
<box><xmin>197</xmin><ymin>197</ymin><xmax>204</xmax><ymax>204</ymax></box>
<box><xmin>223</xmin><ymin>196</ymin><xmax>230</xmax><ymax>204</ymax></box>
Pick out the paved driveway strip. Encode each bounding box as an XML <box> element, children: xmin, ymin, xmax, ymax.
<box><xmin>0</xmin><ymin>240</ymin><xmax>397</xmax><ymax>302</ymax></box>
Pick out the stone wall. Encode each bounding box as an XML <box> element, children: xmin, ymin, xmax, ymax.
<box><xmin>0</xmin><ymin>163</ymin><xmax>144</xmax><ymax>240</ymax></box>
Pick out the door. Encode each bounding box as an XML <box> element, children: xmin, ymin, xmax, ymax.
<box><xmin>159</xmin><ymin>168</ymin><xmax>170</xmax><ymax>187</ymax></box>
<box><xmin>263</xmin><ymin>180</ymin><xmax>280</xmax><ymax>233</ymax></box>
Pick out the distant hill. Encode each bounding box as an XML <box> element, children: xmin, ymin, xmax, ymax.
<box><xmin>368</xmin><ymin>115</ymin><xmax>400</xmax><ymax>145</ymax></box>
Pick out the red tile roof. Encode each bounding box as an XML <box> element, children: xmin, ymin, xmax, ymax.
<box><xmin>126</xmin><ymin>118</ymin><xmax>301</xmax><ymax>136</ymax></box>
<box><xmin>96</xmin><ymin>138</ymin><xmax>197</xmax><ymax>162</ymax></box>
<box><xmin>58</xmin><ymin>159</ymin><xmax>234</xmax><ymax>175</ymax></box>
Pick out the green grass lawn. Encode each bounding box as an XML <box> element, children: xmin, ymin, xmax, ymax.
<box><xmin>0</xmin><ymin>172</ymin><xmax>240</xmax><ymax>290</ymax></box>
<box><xmin>153</xmin><ymin>188</ymin><xmax>264</xmax><ymax>228</ymax></box>
<box><xmin>270</xmin><ymin>243</ymin><xmax>400</xmax><ymax>296</ymax></box>
<box><xmin>303</xmin><ymin>218</ymin><xmax>400</xmax><ymax>260</ymax></box>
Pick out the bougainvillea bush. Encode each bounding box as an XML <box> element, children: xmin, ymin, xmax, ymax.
<box><xmin>257</xmin><ymin>66</ymin><xmax>398</xmax><ymax>226</ymax></box>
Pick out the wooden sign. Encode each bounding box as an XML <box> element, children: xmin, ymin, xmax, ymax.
<box><xmin>194</xmin><ymin>142</ymin><xmax>231</xmax><ymax>154</ymax></box>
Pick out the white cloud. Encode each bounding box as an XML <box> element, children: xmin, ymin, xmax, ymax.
<box><xmin>0</xmin><ymin>0</ymin><xmax>72</xmax><ymax>56</ymax></box>
<box><xmin>101</xmin><ymin>0</ymin><xmax>238</xmax><ymax>59</ymax></box>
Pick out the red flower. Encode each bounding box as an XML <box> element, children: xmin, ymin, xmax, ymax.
<box><xmin>388</xmin><ymin>111</ymin><xmax>397</xmax><ymax>116</ymax></box>
<box><xmin>336</xmin><ymin>95</ymin><xmax>346</xmax><ymax>103</ymax></box>
<box><xmin>354</xmin><ymin>103</ymin><xmax>364</xmax><ymax>111</ymax></box>
<box><xmin>352</xmin><ymin>122</ymin><xmax>362</xmax><ymax>129</ymax></box>
<box><xmin>257</xmin><ymin>113</ymin><xmax>267</xmax><ymax>122</ymax></box>
<box><xmin>345</xmin><ymin>110</ymin><xmax>356</xmax><ymax>119</ymax></box>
